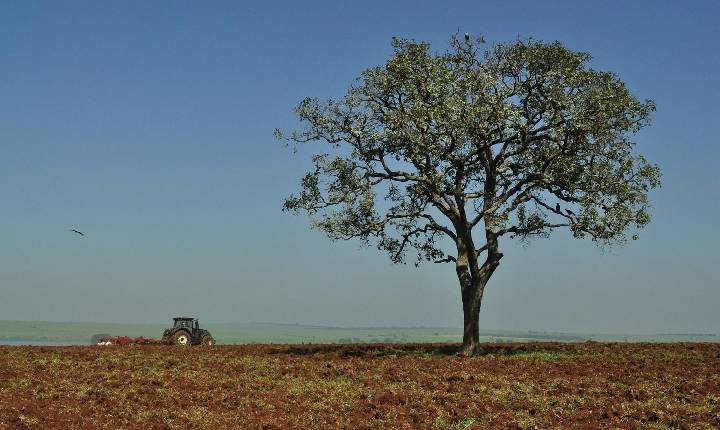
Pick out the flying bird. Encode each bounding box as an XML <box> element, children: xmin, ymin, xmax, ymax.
<box><xmin>69</xmin><ymin>229</ymin><xmax>84</xmax><ymax>236</ymax></box>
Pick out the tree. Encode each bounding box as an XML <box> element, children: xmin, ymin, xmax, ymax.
<box><xmin>277</xmin><ymin>34</ymin><xmax>661</xmax><ymax>355</ymax></box>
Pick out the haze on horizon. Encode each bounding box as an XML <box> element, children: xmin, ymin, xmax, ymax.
<box><xmin>1</xmin><ymin>1</ymin><xmax>718</xmax><ymax>335</ymax></box>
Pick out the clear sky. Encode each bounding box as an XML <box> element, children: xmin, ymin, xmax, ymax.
<box><xmin>1</xmin><ymin>1</ymin><xmax>718</xmax><ymax>334</ymax></box>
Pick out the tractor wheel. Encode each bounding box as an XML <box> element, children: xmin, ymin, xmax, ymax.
<box><xmin>201</xmin><ymin>334</ymin><xmax>215</xmax><ymax>346</ymax></box>
<box><xmin>171</xmin><ymin>331</ymin><xmax>191</xmax><ymax>346</ymax></box>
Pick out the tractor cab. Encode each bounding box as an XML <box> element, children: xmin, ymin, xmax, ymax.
<box><xmin>172</xmin><ymin>317</ymin><xmax>198</xmax><ymax>331</ymax></box>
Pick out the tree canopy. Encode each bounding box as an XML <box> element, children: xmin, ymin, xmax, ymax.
<box><xmin>278</xmin><ymin>34</ymin><xmax>660</xmax><ymax>354</ymax></box>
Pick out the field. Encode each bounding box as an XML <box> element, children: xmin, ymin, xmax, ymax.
<box><xmin>0</xmin><ymin>320</ymin><xmax>589</xmax><ymax>345</ymax></box>
<box><xmin>1</xmin><ymin>343</ymin><xmax>718</xmax><ymax>429</ymax></box>
<box><xmin>2</xmin><ymin>320</ymin><xmax>717</xmax><ymax>345</ymax></box>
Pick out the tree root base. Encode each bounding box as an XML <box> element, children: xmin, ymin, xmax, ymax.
<box><xmin>458</xmin><ymin>344</ymin><xmax>486</xmax><ymax>357</ymax></box>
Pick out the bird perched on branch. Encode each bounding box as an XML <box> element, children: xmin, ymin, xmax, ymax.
<box><xmin>69</xmin><ymin>229</ymin><xmax>84</xmax><ymax>236</ymax></box>
<box><xmin>555</xmin><ymin>203</ymin><xmax>561</xmax><ymax>213</ymax></box>
<box><xmin>464</xmin><ymin>33</ymin><xmax>470</xmax><ymax>42</ymax></box>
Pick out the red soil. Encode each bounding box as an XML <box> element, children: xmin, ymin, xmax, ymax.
<box><xmin>0</xmin><ymin>342</ymin><xmax>718</xmax><ymax>429</ymax></box>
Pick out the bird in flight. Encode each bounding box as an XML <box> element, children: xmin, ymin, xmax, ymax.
<box><xmin>69</xmin><ymin>229</ymin><xmax>84</xmax><ymax>236</ymax></box>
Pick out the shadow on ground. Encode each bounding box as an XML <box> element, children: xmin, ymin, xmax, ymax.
<box><xmin>272</xmin><ymin>342</ymin><xmax>575</xmax><ymax>358</ymax></box>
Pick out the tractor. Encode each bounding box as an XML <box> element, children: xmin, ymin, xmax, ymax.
<box><xmin>161</xmin><ymin>317</ymin><xmax>215</xmax><ymax>346</ymax></box>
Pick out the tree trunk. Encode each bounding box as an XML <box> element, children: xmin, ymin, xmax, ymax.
<box><xmin>460</xmin><ymin>279</ymin><xmax>484</xmax><ymax>356</ymax></box>
<box><xmin>453</xmin><ymin>219</ymin><xmax>501</xmax><ymax>355</ymax></box>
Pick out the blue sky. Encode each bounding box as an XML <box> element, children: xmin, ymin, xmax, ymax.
<box><xmin>1</xmin><ymin>1</ymin><xmax>718</xmax><ymax>334</ymax></box>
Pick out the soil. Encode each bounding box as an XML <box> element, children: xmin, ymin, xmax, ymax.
<box><xmin>0</xmin><ymin>342</ymin><xmax>718</xmax><ymax>429</ymax></box>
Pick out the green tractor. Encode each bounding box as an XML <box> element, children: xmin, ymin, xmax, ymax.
<box><xmin>161</xmin><ymin>317</ymin><xmax>215</xmax><ymax>346</ymax></box>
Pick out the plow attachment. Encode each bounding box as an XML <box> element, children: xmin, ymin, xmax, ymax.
<box><xmin>96</xmin><ymin>336</ymin><xmax>165</xmax><ymax>346</ymax></box>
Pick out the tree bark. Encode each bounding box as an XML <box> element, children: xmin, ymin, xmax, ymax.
<box><xmin>456</xmin><ymin>231</ymin><xmax>502</xmax><ymax>356</ymax></box>
<box><xmin>455</xmin><ymin>238</ymin><xmax>489</xmax><ymax>356</ymax></box>
<box><xmin>461</xmin><ymin>279</ymin><xmax>484</xmax><ymax>355</ymax></box>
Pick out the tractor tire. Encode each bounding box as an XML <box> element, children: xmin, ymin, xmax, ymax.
<box><xmin>201</xmin><ymin>334</ymin><xmax>215</xmax><ymax>346</ymax></box>
<box><xmin>171</xmin><ymin>330</ymin><xmax>191</xmax><ymax>346</ymax></box>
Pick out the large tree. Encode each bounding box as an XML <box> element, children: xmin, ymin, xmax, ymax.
<box><xmin>277</xmin><ymin>35</ymin><xmax>660</xmax><ymax>355</ymax></box>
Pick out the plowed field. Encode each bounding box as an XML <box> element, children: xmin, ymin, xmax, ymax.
<box><xmin>1</xmin><ymin>343</ymin><xmax>718</xmax><ymax>429</ymax></box>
